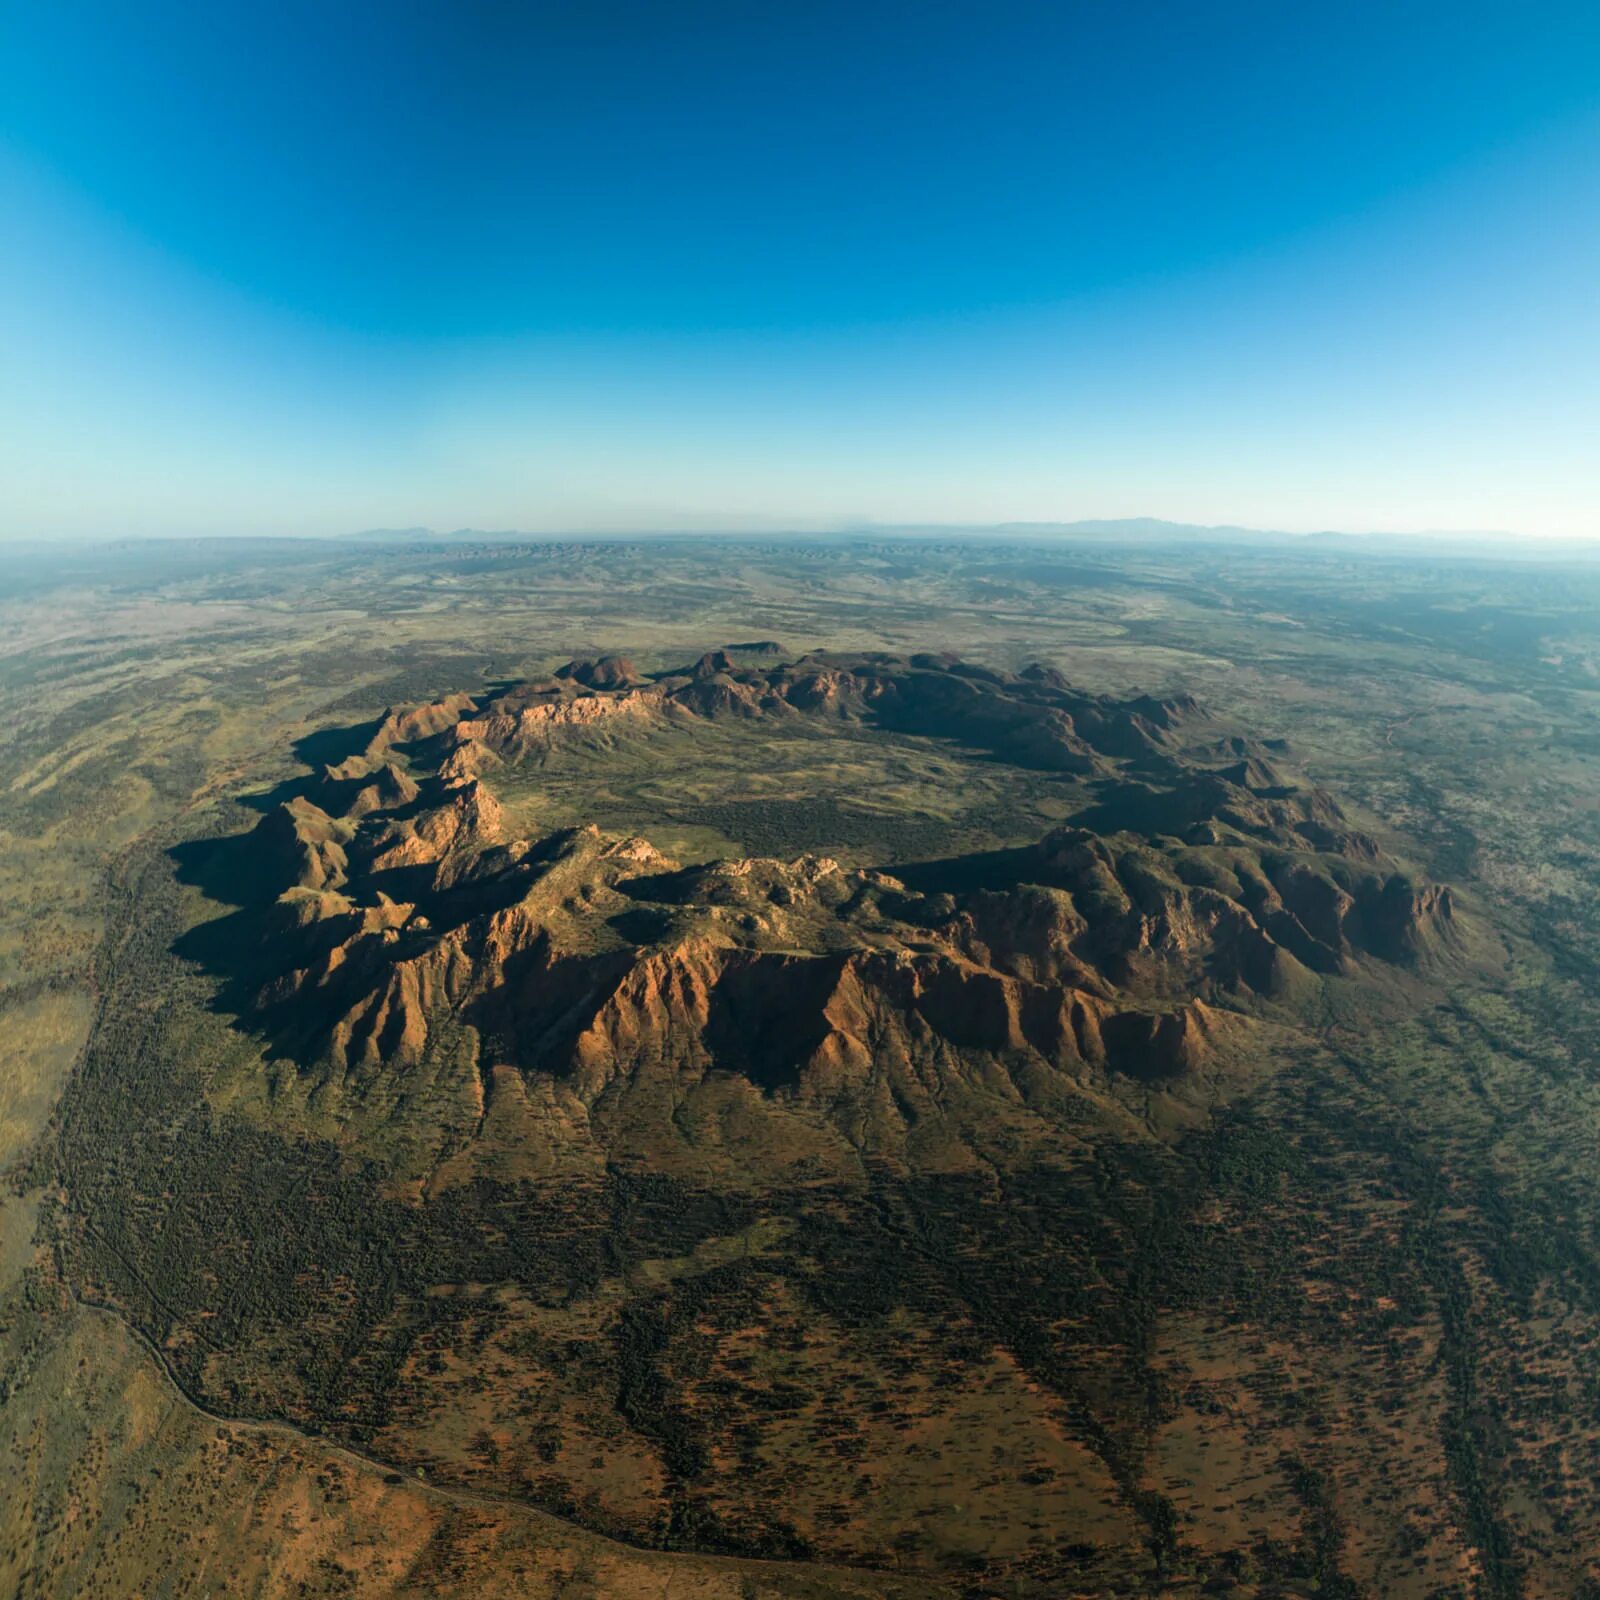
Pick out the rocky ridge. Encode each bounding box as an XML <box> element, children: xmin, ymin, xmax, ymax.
<box><xmin>228</xmin><ymin>650</ymin><xmax>1456</xmax><ymax>1176</ymax></box>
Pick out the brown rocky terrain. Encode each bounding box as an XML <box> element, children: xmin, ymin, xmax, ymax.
<box><xmin>64</xmin><ymin>649</ymin><xmax>1462</xmax><ymax>1590</ymax></box>
<box><xmin>24</xmin><ymin>639</ymin><xmax>1479</xmax><ymax>1598</ymax></box>
<box><xmin>226</xmin><ymin>649</ymin><xmax>1456</xmax><ymax>1188</ymax></box>
<box><xmin>21</xmin><ymin>536</ymin><xmax>1600</xmax><ymax>1600</ymax></box>
<box><xmin>37</xmin><ymin>532</ymin><xmax>1587</xmax><ymax>1600</ymax></box>
<box><xmin>419</xmin><ymin>648</ymin><xmax>1209</xmax><ymax>774</ymax></box>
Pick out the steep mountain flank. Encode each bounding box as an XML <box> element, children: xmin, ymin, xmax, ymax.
<box><xmin>221</xmin><ymin>650</ymin><xmax>1454</xmax><ymax>1178</ymax></box>
<box><xmin>432</xmin><ymin>649</ymin><xmax>1210</xmax><ymax>774</ymax></box>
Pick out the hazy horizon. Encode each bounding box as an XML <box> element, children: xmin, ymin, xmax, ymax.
<box><xmin>7</xmin><ymin>516</ymin><xmax>1599</xmax><ymax>553</ymax></box>
<box><xmin>3</xmin><ymin>2</ymin><xmax>1598</xmax><ymax>542</ymax></box>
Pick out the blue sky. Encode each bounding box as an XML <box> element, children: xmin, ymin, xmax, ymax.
<box><xmin>2</xmin><ymin>0</ymin><xmax>1598</xmax><ymax>538</ymax></box>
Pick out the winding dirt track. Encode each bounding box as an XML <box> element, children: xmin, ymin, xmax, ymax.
<box><xmin>64</xmin><ymin>1289</ymin><xmax>943</xmax><ymax>1599</ymax></box>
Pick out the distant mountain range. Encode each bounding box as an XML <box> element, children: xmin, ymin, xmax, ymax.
<box><xmin>344</xmin><ymin>518</ymin><xmax>1597</xmax><ymax>558</ymax></box>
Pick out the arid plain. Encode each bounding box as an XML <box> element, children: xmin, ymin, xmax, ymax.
<box><xmin>7</xmin><ymin>534</ymin><xmax>1600</xmax><ymax>1598</ymax></box>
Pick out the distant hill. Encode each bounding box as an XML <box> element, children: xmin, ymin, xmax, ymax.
<box><xmin>340</xmin><ymin>518</ymin><xmax>1600</xmax><ymax>558</ymax></box>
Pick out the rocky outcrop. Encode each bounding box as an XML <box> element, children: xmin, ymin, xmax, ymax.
<box><xmin>454</xmin><ymin>686</ymin><xmax>669</xmax><ymax>758</ymax></box>
<box><xmin>365</xmin><ymin>779</ymin><xmax>505</xmax><ymax>872</ymax></box>
<box><xmin>358</xmin><ymin>692</ymin><xmax>478</xmax><ymax>764</ymax></box>
<box><xmin>336</xmin><ymin>760</ymin><xmax>419</xmax><ymax>818</ymax></box>
<box><xmin>426</xmin><ymin>648</ymin><xmax>1221</xmax><ymax>776</ymax></box>
<box><xmin>225</xmin><ymin>649</ymin><xmax>1457</xmax><ymax>1171</ymax></box>
<box><xmin>257</xmin><ymin>797</ymin><xmax>352</xmax><ymax>891</ymax></box>
<box><xmin>555</xmin><ymin>654</ymin><xmax>643</xmax><ymax>689</ymax></box>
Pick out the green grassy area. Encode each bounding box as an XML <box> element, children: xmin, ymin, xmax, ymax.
<box><xmin>482</xmin><ymin>715</ymin><xmax>1083</xmax><ymax>867</ymax></box>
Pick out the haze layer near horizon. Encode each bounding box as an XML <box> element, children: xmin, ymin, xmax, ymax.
<box><xmin>2</xmin><ymin>1</ymin><xmax>1598</xmax><ymax>540</ymax></box>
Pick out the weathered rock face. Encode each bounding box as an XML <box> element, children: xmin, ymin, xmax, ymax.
<box><xmin>367</xmin><ymin>692</ymin><xmax>478</xmax><ymax>757</ymax></box>
<box><xmin>425</xmin><ymin>648</ymin><xmax>1219</xmax><ymax>775</ymax></box>
<box><xmin>454</xmin><ymin>685</ymin><xmax>668</xmax><ymax>757</ymax></box>
<box><xmin>365</xmin><ymin>778</ymin><xmax>505</xmax><ymax>872</ymax></box>
<box><xmin>555</xmin><ymin>653</ymin><xmax>642</xmax><ymax>689</ymax></box>
<box><xmin>233</xmin><ymin>650</ymin><xmax>1458</xmax><ymax>1174</ymax></box>
<box><xmin>257</xmin><ymin>796</ymin><xmax>353</xmax><ymax>891</ymax></box>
